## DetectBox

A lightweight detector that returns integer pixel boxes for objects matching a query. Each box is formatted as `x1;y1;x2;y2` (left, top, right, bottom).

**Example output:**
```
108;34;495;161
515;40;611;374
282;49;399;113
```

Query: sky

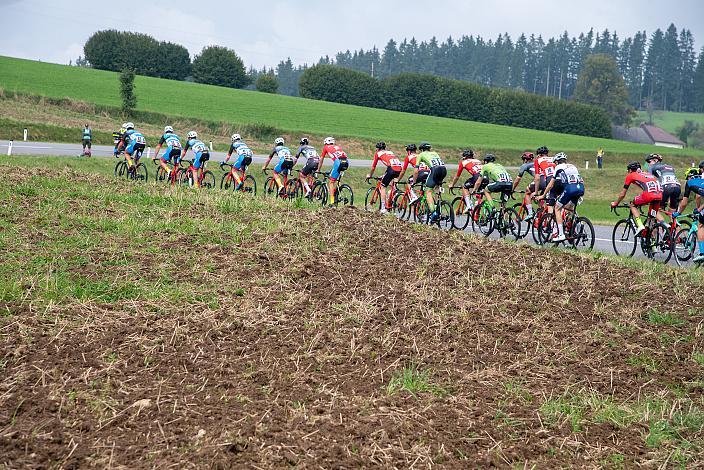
1;0;703;70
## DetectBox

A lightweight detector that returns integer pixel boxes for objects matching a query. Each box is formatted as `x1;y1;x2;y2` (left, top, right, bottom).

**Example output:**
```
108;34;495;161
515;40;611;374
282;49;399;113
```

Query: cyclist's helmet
231;133;241;143
274;137;284;146
645;153;662;163
483;154;496;163
521;151;534;161
300;137;309;145
699;160;704;169
419;142;432;151
685;167;700;180
462;149;474;158
627;161;641;172
124;122;135;130
324;136;335;145
553;152;567;163
375;141;386;150
536;146;548;155
405;143;417;152
164;126;174;134
187;130;198;140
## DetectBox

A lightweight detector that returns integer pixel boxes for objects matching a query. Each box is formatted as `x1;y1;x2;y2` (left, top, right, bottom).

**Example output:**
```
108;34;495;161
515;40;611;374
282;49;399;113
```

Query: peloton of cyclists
448;149;483;214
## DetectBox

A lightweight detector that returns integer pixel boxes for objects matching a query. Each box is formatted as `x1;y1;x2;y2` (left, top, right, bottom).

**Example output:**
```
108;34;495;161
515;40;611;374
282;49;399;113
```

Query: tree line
299;65;612;138
316;24;704;113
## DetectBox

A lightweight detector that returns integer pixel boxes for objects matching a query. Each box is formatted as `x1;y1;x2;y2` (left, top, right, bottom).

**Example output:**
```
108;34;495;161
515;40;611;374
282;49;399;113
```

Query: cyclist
398;143;429;203
472;154;513;208
153;126;182;181
367;141;403;213
224;133;254;190
448;149;483;214
318;136;349;205
118;122;146;170
81;124;92;156
673;165;704;263
610;161;663;234
413;142;447;222
645;153;680;228
262;137;295;195
294;137;320;197
112;125;125;157
538;152;584;242
512;151;536;220
181;131;210;188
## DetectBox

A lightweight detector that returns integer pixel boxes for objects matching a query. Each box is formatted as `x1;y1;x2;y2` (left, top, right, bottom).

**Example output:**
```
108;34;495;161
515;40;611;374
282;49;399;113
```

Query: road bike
179;159;216;189
153;158;189;186
365;176;397;212
263;168;296;199
220;162;257;195
536;205;595;250
672;214;699;267
114;153;148;182
470;190;521;239
449;186;482;230
320;170;354;207
611;205;669;262
412;181;453;229
511;190;543;240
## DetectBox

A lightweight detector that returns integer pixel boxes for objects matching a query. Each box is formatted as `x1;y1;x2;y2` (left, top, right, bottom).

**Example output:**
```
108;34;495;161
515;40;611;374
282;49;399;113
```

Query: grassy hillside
636;110;704;134
1;156;702;467
1;56;703;158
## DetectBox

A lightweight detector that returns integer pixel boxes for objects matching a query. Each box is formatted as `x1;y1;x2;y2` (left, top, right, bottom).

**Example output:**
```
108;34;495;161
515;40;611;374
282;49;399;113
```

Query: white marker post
209;141;214;151
585;160;589;170
23;128;28;141
146;147;151;159
7;140;13;156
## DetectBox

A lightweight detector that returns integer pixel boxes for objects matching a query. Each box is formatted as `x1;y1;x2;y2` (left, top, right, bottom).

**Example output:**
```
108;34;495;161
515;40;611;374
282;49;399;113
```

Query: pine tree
678;29;696;111
693;47;704;112
643;29;665;110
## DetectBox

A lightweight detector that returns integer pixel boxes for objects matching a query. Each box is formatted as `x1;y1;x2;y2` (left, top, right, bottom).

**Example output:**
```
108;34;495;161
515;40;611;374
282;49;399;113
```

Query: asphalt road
2;140;695;266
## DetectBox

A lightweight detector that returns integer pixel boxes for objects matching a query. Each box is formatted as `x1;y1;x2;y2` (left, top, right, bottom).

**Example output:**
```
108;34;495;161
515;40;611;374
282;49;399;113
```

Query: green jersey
416;151;445;169
481;162;512;183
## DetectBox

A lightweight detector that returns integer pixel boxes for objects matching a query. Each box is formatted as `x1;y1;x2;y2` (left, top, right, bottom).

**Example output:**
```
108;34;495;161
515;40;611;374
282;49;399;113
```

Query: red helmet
521;151;534;161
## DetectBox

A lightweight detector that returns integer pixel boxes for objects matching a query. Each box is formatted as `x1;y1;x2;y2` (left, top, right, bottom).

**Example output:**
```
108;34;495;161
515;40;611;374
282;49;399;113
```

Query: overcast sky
2;0;703;70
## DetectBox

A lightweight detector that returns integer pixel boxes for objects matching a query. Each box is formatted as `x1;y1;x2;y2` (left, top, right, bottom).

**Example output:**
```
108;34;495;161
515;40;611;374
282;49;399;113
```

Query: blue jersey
683;177;704;198
185;139;209;157
159;133;182;149
228;141;253;158
122;129;146;147
270;145;294;162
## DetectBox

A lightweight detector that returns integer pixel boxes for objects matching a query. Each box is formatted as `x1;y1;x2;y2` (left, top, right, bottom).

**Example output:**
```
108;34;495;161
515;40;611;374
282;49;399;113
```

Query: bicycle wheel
471;204;494;236
114;160;127;179
365;187;382;212
536;211;555;245
414;199;431;224
241;175;257;196
155;166;169;183
199;170;215;189
612;219;637;257
570;216;595;251
504;208;522;240
512;203;531;239
530;209;546;244
451;196;471;231
394;193;410;220
435;200;454;230
311;182;328;205
263;177;278;197
281;179;297;200
221;172;236;190
674;227;696;266
132;162;148;182
643;223;671;263
336;184;354;206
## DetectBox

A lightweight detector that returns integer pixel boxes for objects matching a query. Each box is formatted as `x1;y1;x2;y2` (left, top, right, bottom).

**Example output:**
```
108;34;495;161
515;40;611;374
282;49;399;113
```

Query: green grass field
636;110;704;135
2;55;703;159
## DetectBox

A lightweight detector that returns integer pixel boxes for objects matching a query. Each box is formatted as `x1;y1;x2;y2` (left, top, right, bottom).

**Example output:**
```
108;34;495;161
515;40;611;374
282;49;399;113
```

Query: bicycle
392;181;419;221
322;170;354;207
510;190;541;240
449;186;480;230
470;190;521;239
611;205;669;262
179;159;216;189
412;181;453;229
220;162;257;195
672;214;698;266
536;205;595;251
114;153;148;182
263;168;296;199
153;158;188;186
365;176;397;212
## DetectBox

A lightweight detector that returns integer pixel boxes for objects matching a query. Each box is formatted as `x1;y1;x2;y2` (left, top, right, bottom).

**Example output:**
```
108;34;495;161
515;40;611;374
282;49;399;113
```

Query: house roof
640;124;685;146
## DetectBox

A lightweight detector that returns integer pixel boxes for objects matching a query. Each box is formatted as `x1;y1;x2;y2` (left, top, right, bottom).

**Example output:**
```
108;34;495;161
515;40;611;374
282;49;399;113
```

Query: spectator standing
82;124;92;156
596;147;604;169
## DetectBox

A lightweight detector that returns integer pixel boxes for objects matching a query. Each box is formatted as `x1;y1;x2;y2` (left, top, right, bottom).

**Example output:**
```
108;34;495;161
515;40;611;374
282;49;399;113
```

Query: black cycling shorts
381;167;400;187
463;173;480;190
425;166;447;189
661;184;681;210
301;159;318;176
487;181;513;196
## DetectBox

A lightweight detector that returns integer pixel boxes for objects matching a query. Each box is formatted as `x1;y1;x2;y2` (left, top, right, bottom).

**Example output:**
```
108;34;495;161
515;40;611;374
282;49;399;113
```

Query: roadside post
23;128;28;141
146;147;151;159
585;160;589;170
7;140;13;156
209;141;214;151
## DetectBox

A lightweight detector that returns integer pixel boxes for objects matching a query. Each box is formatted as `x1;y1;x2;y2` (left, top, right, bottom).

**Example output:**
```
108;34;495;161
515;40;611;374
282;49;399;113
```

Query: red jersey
402;152;429;172
321;144;347;161
371;150;402;171
534;155;556;178
624;170;663;195
455;158;483;178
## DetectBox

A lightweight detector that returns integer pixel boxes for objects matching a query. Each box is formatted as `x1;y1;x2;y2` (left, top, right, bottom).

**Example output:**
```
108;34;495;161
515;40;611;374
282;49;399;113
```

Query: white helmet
164;126;174;133
274;137;284;146
187;131;198;140
324;136;335;145
231;133;241;143
553;152;567;163
124;122;134;130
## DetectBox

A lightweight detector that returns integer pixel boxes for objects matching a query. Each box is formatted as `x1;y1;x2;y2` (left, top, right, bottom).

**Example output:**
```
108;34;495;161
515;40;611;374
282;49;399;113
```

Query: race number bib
331;150;346;159
497;172;511;183
389;158;402;167
305;149;319;159
167;138;181;149
567;174;579;184
544;166;555;177
646;181;662;193
238;147;253;157
662;174;677;185
430;158;444;167
193;142;208;153
132;134;146;145
279;149;294;160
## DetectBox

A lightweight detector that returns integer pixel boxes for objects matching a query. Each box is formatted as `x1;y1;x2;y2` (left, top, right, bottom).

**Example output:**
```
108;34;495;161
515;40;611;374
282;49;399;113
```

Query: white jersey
555;163;583;185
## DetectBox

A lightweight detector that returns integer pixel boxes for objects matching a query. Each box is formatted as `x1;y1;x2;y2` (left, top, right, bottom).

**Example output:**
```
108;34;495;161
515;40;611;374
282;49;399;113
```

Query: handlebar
263;168;272;175
449;186;463;195
220;162;233;172
610;204;630;217
366;176;382;184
